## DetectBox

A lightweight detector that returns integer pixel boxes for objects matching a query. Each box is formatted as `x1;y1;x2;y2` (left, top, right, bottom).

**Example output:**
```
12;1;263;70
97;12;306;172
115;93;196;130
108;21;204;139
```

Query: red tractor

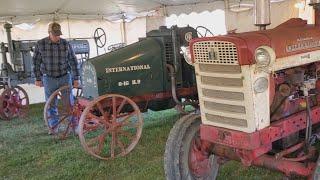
164;1;320;179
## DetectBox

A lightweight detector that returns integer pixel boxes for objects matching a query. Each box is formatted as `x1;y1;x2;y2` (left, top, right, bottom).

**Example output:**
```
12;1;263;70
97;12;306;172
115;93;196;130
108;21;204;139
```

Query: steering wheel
195;26;214;37
93;28;106;48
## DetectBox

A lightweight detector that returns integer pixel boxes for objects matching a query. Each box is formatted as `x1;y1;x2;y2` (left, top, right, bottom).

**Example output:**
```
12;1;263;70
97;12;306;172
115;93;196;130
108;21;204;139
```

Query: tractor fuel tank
81;38;164;99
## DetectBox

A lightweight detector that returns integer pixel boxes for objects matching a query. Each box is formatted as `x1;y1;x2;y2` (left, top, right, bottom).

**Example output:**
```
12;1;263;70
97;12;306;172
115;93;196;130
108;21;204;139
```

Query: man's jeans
43;73;74;128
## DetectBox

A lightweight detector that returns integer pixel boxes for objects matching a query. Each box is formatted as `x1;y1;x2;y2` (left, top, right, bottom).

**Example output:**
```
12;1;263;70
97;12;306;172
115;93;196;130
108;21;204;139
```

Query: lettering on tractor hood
105;64;151;73
286;37;320;53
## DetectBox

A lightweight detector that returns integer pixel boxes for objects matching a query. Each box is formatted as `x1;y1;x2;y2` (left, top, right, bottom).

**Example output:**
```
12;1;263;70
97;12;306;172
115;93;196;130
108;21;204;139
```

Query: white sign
118;79;141;87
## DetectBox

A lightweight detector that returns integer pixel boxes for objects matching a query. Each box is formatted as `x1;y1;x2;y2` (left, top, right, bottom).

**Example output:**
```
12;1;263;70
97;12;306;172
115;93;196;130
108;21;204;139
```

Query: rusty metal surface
78;94;143;160
43;85;83;139
209;143;315;177
0;86;29;120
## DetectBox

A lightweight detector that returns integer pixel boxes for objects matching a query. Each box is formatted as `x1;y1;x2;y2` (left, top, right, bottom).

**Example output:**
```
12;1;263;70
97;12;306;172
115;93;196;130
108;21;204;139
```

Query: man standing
33;22;80;134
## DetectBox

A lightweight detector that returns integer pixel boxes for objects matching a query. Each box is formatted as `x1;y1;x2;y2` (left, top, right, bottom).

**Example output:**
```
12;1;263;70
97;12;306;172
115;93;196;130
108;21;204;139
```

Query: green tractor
43;25;213;160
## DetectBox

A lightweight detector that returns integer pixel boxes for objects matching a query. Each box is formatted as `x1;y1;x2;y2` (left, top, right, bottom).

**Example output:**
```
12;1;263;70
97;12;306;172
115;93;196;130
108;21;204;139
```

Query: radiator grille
193;41;238;65
194;40;252;132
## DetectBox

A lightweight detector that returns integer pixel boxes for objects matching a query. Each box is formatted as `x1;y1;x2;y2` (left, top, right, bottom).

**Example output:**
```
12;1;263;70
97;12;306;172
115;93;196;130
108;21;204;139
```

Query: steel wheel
164;114;219;180
79;94;143;160
43;85;82;139
0;86;29;120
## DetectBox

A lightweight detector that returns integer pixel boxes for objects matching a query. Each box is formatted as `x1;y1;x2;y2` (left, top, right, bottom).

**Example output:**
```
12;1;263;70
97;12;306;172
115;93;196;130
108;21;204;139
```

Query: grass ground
0;104;289;180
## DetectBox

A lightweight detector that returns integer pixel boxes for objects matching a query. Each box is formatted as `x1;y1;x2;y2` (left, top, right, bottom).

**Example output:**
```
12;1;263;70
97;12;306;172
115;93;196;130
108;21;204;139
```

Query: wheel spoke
112;97;117;122
96;102;109;122
116;99;127;114
94;133;106;155
116;138;126;155
119;112;137;128
111;132;116;158
60;122;72;139
87;111;110;126
87;132;108;155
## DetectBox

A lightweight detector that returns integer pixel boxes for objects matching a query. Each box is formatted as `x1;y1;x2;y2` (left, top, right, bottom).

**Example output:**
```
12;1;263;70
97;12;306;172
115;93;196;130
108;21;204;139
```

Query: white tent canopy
0;0;224;23
0;0;293;24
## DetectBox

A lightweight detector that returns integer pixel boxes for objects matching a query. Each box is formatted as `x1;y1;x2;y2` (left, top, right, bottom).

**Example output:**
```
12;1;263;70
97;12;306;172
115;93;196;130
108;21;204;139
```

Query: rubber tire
164;113;219;180
164;113;197;180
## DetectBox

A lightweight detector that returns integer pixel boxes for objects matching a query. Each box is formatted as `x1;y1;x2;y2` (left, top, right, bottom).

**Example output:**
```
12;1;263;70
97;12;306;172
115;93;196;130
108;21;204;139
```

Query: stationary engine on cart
0;23;90;120
42;25;214;160
164;0;320;179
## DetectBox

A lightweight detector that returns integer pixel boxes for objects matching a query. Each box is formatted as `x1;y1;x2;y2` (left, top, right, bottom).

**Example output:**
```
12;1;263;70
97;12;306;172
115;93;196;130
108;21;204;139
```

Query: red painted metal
200;106;320;163
275;142;305;159
0;86;29;120
315;8;320;26
252;155;315;177
190;18;320;65
78;87;197;108
210;143;315;177
188;133;213;177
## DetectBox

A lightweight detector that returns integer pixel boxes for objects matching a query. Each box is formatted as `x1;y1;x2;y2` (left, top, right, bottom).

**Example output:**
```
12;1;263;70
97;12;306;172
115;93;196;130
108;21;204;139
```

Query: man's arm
32;43;43;86
67;43;80;81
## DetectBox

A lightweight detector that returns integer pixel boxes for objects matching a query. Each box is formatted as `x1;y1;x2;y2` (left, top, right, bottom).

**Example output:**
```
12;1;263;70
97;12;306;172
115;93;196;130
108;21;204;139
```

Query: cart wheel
79;94;143;160
164;113;220;180
0;86;29;120
43;85;82;139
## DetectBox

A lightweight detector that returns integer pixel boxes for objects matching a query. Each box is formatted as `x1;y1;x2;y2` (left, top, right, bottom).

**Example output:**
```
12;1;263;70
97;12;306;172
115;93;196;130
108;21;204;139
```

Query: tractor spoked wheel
43;85;83;139
0;86;29;120
164;113;220;180
78;94;143;160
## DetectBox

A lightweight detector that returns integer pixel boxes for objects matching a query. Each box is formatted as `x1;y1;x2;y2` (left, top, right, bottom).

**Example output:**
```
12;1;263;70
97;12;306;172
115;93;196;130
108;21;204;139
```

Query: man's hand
73;80;80;88
35;80;43;87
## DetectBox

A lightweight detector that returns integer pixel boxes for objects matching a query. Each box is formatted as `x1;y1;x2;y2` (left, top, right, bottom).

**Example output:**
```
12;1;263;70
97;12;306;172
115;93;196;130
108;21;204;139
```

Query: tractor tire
164;113;196;180
164;113;220;180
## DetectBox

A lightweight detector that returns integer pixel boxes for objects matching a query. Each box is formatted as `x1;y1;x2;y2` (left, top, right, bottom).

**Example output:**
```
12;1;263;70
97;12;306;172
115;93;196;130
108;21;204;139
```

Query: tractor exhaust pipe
254;0;271;30
310;0;320;26
3;23;14;62
166;64;183;106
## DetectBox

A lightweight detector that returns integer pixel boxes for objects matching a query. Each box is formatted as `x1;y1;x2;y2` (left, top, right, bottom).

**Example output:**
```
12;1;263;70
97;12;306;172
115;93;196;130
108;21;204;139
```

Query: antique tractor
164;0;320;179
0;23;91;120
43;25;213;160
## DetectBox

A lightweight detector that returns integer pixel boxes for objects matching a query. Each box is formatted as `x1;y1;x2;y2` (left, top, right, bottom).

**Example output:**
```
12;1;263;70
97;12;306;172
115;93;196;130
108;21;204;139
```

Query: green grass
0;104;290;179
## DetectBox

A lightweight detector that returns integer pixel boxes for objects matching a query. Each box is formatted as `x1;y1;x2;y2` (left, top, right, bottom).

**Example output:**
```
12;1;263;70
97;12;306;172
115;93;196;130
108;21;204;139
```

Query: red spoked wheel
0;86;29;120
78;94;143;160
43;85;83;139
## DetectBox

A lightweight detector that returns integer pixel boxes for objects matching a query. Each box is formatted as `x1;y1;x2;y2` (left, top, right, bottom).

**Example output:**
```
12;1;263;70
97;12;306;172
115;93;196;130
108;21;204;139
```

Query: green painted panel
86;38;164;97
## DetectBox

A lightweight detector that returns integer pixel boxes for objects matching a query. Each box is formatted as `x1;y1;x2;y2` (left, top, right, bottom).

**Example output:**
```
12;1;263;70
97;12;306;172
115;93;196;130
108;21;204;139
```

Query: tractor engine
271;65;318;122
81;25;198;112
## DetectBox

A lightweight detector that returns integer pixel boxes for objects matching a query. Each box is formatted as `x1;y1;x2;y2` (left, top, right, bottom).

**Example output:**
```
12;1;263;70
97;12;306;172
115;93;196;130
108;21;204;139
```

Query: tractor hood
191;18;320;65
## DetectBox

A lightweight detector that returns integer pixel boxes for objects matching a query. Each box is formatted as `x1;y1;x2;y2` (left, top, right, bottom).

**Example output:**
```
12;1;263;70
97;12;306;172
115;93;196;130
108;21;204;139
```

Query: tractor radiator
193;41;257;133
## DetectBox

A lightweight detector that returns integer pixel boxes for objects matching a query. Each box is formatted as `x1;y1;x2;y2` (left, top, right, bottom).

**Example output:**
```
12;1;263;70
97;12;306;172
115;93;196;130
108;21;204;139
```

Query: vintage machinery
164;0;320;179
43;25;213;159
0;23;91;120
